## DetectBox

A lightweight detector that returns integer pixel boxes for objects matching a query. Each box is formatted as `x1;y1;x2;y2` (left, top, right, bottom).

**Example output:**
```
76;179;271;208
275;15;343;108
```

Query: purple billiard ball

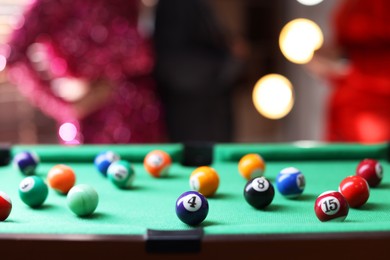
13;151;39;176
175;191;209;226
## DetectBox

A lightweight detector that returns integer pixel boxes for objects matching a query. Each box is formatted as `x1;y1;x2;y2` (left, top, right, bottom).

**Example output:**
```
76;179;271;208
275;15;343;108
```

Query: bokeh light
296;0;323;6
279;18;323;64
252;74;294;120
0;55;6;71
59;122;78;143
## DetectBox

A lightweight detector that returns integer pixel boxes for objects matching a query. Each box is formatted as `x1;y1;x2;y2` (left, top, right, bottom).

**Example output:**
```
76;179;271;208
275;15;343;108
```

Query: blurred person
153;0;247;143
2;0;167;144
308;0;390;143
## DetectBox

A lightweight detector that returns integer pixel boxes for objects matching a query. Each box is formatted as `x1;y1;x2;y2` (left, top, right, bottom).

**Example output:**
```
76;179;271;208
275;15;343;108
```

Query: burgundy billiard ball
339;175;370;208
244;177;275;209
314;191;349;222
0;191;12;221
356;159;383;187
176;191;209;226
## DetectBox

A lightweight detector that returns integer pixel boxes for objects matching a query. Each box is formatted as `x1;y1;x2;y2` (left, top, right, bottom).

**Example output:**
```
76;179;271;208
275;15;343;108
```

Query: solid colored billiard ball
13;151;39;176
0;191;12;221
107;160;135;189
47;164;76;194
238;153;265;180
314;191;349;222
67;184;99;217
19;176;49;208
189;166;219;197
276;167;305;199
144;150;172;178
339;175;369;208
356;159;383;187
176;190;209;226
243;177;275;209
94;150;120;177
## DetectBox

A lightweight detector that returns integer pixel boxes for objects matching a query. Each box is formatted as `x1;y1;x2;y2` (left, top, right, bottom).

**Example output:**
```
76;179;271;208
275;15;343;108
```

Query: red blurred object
326;0;390;143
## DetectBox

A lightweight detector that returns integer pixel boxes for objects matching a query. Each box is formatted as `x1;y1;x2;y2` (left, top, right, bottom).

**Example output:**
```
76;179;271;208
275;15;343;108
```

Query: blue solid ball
176;191;209;226
276;167;305;199
94;151;120;176
13;151;39;176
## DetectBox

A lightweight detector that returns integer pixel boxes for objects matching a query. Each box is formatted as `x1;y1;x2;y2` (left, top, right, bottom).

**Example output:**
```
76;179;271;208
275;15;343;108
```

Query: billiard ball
0;191;12;221
276;167;305;199
189;166;219;197
175;190;209;226
238;153;265;180
13;151;39;176
356;159;383;187
243;177;275;209
47;164;76;194
314;191;349;222
144;150;172;178
339;175;369;208
107;160;135;189
18;176;49;208
67;184;99;217
94;150;120;177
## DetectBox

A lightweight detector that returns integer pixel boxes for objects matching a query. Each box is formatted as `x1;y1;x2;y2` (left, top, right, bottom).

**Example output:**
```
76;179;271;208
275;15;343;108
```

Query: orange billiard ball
189;166;220;197
238;153;266;180
47;164;76;194
144;150;172;178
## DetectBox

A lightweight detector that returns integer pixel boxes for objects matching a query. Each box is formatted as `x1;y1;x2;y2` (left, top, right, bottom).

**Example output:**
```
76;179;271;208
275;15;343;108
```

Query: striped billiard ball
107;160;135;189
276;167;305;199
314;191;349;222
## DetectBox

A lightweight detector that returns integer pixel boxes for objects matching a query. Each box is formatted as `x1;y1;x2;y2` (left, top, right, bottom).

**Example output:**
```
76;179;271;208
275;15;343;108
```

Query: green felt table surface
0;142;389;237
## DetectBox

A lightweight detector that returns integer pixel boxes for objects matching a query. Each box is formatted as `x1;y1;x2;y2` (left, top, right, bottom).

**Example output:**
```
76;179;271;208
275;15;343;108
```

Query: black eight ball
244;177;275;209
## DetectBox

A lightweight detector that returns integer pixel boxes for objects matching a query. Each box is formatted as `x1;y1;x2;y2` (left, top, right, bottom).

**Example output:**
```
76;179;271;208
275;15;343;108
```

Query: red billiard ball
339;175;370;208
144;150;172;178
0;191;12;221
314;191;349;222
356;159;383;187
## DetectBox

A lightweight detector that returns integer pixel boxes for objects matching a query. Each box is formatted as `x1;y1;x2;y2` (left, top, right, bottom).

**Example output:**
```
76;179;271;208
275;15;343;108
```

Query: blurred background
0;0;337;144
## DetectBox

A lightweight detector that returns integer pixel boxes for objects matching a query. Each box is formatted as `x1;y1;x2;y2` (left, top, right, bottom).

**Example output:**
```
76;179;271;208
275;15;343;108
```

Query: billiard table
0;142;389;259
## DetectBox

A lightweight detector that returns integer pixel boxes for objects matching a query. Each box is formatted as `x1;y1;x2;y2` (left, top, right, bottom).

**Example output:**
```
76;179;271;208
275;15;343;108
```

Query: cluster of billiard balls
0;151;99;221
177;153;306;226
94;149;173;189
238;153;306;209
95;149;218;226
314;158;383;222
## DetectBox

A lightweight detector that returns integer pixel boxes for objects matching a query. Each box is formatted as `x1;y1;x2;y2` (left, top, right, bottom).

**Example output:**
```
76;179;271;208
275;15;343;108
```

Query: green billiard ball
18;176;49;208
67;184;99;217
107;160;135;189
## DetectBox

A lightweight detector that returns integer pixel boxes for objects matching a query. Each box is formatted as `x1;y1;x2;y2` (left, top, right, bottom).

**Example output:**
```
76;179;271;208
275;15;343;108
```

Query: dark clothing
153;0;243;143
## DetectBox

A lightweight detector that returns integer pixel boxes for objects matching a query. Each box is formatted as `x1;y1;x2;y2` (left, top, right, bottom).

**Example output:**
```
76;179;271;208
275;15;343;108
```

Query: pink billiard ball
0;191;12;221
356;159;383;187
339;175;370;208
314;191;349;222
